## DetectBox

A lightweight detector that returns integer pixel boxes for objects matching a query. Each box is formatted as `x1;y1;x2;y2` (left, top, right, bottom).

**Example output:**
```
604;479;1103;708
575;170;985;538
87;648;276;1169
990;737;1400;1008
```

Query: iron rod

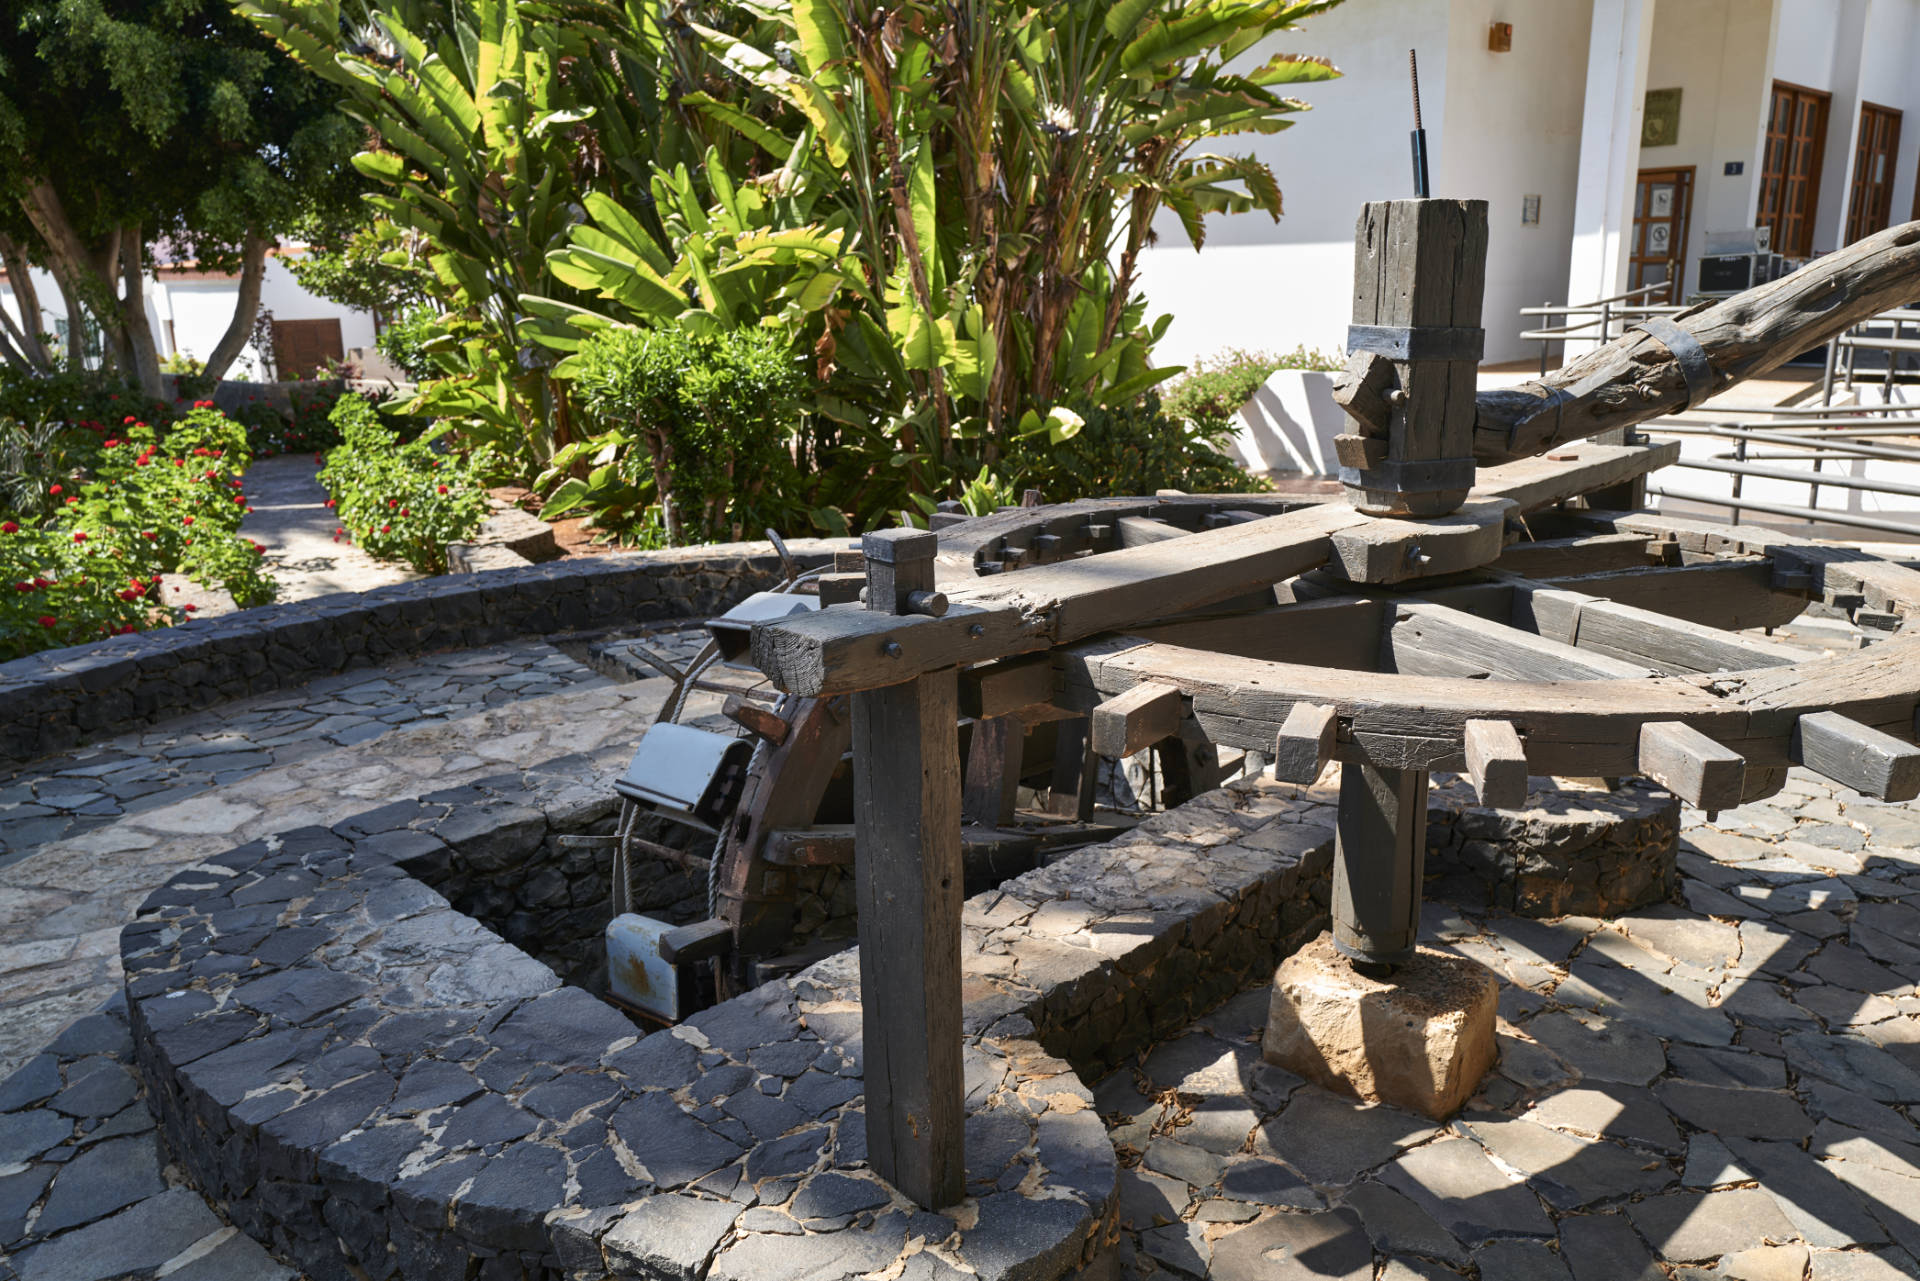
1648;484;1920;537
1673;456;1920;500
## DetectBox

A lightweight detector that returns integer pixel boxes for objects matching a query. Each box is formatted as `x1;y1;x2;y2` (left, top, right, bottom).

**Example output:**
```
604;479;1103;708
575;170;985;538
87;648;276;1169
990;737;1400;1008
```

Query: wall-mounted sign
1521;194;1542;225
1643;88;1682;147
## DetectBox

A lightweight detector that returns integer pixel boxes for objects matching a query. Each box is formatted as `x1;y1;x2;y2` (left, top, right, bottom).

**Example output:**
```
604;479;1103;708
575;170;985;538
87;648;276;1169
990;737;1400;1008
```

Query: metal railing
1519;283;1683;376
1639;414;1920;537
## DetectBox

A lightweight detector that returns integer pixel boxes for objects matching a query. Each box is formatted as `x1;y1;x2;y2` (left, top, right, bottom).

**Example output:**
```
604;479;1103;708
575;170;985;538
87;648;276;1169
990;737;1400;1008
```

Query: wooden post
851;528;964;1209
1336;199;1489;519
1330;762;1428;968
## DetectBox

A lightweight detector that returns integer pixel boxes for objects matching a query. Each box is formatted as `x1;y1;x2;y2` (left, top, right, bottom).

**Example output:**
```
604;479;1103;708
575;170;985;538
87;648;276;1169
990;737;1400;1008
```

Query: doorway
1630;167;1694;304
1846;102;1903;244
1758;81;1830;257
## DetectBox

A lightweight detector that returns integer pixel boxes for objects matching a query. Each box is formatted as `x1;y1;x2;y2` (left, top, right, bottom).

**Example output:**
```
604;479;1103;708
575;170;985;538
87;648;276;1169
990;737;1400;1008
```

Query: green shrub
319;394;487;573
0;367;177;439
0;403;277;659
1001;392;1264;500
375;306;446;383
1161;345;1345;441
551;326;806;546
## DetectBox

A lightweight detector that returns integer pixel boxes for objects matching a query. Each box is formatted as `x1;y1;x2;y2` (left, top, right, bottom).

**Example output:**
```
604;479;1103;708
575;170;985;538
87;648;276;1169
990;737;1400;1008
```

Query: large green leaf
790;0;849;87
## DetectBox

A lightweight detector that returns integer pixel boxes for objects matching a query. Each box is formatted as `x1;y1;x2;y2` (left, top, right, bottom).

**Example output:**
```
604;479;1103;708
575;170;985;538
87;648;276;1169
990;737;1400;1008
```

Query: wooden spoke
1273;702;1338;784
1463;719;1529;808
959;653;1055;720
1790;711;1920;802
1118;516;1189;547
1638;721;1747;810
1090;681;1183;759
1512;585;1804;675
1385;601;1654;681
962;715;1024;826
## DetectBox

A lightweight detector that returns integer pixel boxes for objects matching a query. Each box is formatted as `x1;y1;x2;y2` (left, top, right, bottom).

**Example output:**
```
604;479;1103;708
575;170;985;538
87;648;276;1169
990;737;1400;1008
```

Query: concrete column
1565;0;1656;349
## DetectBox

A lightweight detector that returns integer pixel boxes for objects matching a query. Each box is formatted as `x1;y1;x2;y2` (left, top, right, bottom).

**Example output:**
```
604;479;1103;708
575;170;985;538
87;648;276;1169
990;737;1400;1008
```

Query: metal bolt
884;641;904;658
969;623;985;638
1405;543;1432;567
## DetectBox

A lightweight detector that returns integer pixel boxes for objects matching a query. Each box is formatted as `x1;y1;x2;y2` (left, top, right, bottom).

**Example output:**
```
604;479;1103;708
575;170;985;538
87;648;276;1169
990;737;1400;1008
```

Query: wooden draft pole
1329;196;1490;968
848;528;964;1208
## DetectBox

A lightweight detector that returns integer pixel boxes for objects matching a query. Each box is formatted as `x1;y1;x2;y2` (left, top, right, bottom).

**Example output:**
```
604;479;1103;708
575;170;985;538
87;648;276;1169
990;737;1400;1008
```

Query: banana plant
692;0;1344;461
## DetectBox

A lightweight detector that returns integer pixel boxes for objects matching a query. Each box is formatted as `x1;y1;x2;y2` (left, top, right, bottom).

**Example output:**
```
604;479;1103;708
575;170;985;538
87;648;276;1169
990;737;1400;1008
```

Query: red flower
388;499;398;508
183;604;197;613
0;522;16;534
37;615;55;628
399;508;409;517
103;439;119;449
436;485;448;494
141;531;155;540
72;532;87;543
48;484;60;495
64;498;77;506
182;516;194;526
33;578;49;588
172;458;185;468
235;496;246;506
380;523;391;534
324;498;336;508
14;582;32;592
123;415;136;424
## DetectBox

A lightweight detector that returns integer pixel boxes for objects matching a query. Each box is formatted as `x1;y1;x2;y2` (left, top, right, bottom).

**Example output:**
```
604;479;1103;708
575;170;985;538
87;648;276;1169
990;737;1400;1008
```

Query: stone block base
1262;933;1497;1120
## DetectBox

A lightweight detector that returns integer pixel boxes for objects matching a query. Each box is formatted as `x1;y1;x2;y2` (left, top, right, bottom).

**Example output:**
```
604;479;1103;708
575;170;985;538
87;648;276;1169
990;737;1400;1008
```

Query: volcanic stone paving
1097;772;1920;1281
3;615;1920;1279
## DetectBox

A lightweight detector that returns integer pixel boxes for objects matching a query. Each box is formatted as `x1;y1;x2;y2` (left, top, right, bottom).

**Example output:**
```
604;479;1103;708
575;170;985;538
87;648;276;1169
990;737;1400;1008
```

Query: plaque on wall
1643;88;1682;147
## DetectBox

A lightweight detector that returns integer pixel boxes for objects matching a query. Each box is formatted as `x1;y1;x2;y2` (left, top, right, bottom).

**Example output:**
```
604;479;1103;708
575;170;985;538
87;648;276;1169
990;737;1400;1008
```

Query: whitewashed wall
1643;0;1777;297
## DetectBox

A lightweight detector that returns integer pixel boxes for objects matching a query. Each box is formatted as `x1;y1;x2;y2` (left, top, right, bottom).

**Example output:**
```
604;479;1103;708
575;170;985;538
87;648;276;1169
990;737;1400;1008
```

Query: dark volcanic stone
261;1073;396;1153
722;1090;807;1144
393;1060;484;1116
0;1162;53;1247
459;1142;569;1251
7;1187;222;1281
605;1030;700;1083
49;1057;138;1119
790;1171;890;1222
32;1133;167;1235
603;1193;742;1281
494;987;635;1064
438;1093;538;1149
47;1012;133;1059
0;1108;71;1163
0;1055;62;1112
611;1091;745;1188
231;969;370;1025
523;1074;623;1121
151;1010;260;1066
744;1126;828;1184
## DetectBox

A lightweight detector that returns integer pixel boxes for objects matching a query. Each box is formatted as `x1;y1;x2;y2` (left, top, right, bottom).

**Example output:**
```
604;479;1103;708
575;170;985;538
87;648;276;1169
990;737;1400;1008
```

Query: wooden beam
1127;596;1390;668
1385;601;1656;681
1118;515;1190;547
1463;718;1529;809
1273;702;1338;784
1044;719;1099;820
1601;510;1920;616
1494;532;1657;577
1474;220;1920;463
1512;586;1805;675
1790;711;1920;802
1157;735;1225;806
959;654;1055;720
1327;498;1512;584
723;693;790;745
1470;440;1682;513
1638;721;1747;810
1538;559;1807;633
962;715;1024;825
851;670;964;1209
1090;681;1183;758
1331;763;1428;966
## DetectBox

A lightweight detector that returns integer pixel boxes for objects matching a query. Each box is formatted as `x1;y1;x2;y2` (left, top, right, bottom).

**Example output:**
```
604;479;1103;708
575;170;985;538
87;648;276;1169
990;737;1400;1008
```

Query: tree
0;0;366;393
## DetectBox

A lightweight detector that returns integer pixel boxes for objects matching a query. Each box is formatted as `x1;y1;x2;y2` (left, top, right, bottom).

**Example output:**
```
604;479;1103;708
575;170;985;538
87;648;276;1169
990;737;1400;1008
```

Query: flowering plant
318;393;485;573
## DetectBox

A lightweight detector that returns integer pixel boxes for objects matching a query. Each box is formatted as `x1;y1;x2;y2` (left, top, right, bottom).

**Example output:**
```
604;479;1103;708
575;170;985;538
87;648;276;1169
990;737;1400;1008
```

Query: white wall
0;249;374;382
1439;0;1595;361
1643;0;1778;296
1134;0;1455;366
1855;0;1920;236
1565;0;1657;322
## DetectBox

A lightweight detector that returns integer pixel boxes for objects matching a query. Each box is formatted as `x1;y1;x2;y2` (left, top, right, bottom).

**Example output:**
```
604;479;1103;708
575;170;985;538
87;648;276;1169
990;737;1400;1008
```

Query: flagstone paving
4;618;1920;1277
1097;771;1920;1280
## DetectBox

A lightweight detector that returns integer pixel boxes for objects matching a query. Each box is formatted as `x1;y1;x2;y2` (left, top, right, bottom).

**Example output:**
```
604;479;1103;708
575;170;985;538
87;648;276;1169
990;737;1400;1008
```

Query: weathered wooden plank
1045;719;1098;820
752;502;1370;696
1494;532;1656;578
1273;702;1338;784
1512;586;1804;675
851;670;964;1209
1331;762;1428;965
959;654;1055;720
1538;559;1807;633
1327;498;1512;584
1158;734;1225;806
1090;681;1183;759
1053;636;1746;776
764;826;857;866
1125;596;1390;668
1464;718;1529;808
1471;440;1682;514
1638;720;1746;810
1790;710;1920;802
723;692;790;745
962;715;1023;825
1474;220;1920;463
1386;601;1655;681
1118;515;1190;547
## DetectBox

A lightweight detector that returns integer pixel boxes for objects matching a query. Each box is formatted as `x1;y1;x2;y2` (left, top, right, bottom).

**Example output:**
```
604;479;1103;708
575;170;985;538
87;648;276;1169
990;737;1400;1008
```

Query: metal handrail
1648;484;1920;538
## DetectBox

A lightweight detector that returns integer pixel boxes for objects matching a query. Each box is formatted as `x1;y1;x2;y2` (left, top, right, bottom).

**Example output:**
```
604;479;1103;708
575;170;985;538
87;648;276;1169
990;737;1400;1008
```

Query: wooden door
1629;167;1694;304
1757;81;1830;257
1846;102;1903;244
271;318;344;380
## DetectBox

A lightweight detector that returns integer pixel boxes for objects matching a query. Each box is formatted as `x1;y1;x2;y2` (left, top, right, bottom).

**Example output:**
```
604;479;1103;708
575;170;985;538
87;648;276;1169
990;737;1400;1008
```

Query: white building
0;247;376;382
1138;0;1920;366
